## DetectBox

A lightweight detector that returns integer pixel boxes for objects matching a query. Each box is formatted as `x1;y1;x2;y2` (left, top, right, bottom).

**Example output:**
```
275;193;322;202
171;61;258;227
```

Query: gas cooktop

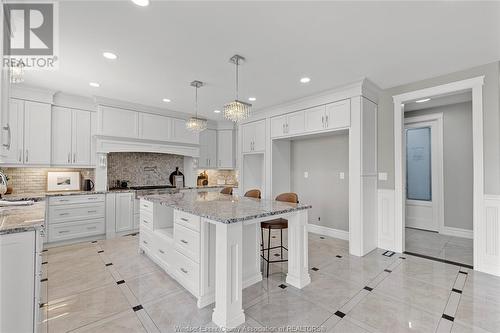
129;185;176;190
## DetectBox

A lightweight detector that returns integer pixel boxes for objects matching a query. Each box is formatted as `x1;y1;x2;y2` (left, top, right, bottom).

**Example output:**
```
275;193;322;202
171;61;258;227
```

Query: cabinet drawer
49;194;104;206
48;218;104;242
140;199;153;214
139;212;153;230
174;223;200;263
139;229;153;251
49;203;105;223
174;251;199;294
152;235;173;268
174;210;200;232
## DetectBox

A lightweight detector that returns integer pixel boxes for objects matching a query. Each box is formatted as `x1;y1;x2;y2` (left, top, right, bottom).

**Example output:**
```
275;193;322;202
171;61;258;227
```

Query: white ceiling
23;1;500;120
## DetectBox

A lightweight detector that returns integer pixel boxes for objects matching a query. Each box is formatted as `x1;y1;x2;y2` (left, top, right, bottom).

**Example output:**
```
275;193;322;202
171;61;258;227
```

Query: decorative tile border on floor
435;268;469;333
403;251;474;269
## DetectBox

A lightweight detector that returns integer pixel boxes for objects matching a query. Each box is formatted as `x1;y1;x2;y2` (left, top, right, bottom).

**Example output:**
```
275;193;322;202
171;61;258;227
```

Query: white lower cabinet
0;229;43;333
47;194;105;243
106;192;138;237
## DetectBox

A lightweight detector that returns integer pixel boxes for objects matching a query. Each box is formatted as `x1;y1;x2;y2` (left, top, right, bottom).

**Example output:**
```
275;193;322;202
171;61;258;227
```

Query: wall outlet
378;172;388;181
339;172;345;179
304;171;309;178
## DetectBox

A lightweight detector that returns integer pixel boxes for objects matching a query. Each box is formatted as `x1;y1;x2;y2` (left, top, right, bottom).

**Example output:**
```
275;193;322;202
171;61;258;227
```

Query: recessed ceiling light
214;110;221;113
162;98;171;103
248;97;256;102
300;77;311;83
102;52;117;60
89;82;100;87
415;98;431;103
131;0;149;6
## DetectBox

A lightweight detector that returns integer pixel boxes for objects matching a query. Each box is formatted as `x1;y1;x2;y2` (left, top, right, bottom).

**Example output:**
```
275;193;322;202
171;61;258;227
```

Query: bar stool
244;189;261;199
260;192;299;277
220;187;233;195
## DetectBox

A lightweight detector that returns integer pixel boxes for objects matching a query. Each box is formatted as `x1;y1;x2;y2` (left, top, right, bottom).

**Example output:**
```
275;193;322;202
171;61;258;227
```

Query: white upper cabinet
304;105;326;132
170;118;199;145
23;101;51;165
139;113;171;142
241;120;265;153
217;130;235;169
52;107;92;166
3;98;25;164
270;111;305;138
199;129;217;168
325;99;350;129
99;106;139;138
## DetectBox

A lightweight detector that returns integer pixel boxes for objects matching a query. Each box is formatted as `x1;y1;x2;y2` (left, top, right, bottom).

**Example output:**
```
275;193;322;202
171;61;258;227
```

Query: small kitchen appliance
169;167;185;188
83;179;94;191
197;171;209;186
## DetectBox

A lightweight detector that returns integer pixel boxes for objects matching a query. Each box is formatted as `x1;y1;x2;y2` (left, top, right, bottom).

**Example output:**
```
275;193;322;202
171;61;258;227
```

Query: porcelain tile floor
42;232;500;333
405;227;473;267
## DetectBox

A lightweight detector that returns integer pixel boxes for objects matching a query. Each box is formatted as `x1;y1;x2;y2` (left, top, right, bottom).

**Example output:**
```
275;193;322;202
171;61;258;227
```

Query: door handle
2;124;11;150
180;239;188;244
25;149;28;163
18;150;22;162
68;152;71;163
325;115;329;127
180;268;188;274
73;153;76;163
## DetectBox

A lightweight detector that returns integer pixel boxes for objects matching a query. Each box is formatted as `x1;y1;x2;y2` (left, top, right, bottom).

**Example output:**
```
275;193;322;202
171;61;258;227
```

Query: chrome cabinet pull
142;240;148;245
325;115;329;127
180;218;188;222
180;268;188;274
25;149;28;162
158;249;165;254
58;230;70;234
18;150;22;162
73;153;76;163
68;152;71;163
322;116;325;127
180;239;188;244
59;212;69;216
87;210;97;213
87;226;97;230
2;124;11;150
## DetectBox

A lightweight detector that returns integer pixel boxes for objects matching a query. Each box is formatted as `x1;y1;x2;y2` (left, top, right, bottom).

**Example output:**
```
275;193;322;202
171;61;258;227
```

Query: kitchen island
139;191;311;328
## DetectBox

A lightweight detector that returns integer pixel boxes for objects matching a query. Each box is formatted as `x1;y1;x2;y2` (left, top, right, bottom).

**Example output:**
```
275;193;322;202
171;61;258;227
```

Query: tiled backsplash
2;168;95;195
196;169;238;186
107;152;184;188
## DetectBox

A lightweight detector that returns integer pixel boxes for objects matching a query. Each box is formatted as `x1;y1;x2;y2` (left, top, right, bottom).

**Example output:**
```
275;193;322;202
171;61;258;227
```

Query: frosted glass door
406;127;431;201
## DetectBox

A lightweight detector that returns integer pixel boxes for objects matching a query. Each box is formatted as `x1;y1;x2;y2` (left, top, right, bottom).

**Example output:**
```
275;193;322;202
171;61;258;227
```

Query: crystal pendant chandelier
186;80;208;132
224;54;251;122
10;61;25;84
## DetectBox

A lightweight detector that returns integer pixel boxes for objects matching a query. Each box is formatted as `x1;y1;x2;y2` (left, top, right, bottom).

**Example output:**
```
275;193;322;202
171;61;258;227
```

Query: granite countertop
142;191;311;224
0;201;45;234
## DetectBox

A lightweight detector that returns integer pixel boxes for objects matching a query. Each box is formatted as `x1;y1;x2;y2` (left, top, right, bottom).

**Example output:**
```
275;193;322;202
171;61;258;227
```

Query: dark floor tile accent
105;263;113;266
404;251;474;269
116;280;125;285
399;256;406;259
363;286;373;292
336;255;342;258
40;278;48;282
278;284;287;289
382;251;395;257
42;261;48;265
320;236;325;239
384;269;392;273
311;267;319;271
452;288;463;294
132;305;143;312
97;250;104;253
442;314;454;322
459;271;468;275
334;311;346;318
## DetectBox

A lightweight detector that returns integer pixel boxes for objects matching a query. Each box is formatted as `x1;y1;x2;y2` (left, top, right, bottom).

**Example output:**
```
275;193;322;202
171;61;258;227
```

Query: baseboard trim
308;224;349;240
441;226;473;239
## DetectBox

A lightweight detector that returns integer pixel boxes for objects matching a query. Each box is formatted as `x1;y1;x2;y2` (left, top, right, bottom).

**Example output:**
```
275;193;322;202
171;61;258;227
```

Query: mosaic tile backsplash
107;152;184;188
2;168;95;195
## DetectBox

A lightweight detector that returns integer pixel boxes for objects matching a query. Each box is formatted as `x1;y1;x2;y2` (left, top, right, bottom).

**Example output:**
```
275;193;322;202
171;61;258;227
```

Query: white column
242;223;263;288
212;222;245;328
285;209;311;288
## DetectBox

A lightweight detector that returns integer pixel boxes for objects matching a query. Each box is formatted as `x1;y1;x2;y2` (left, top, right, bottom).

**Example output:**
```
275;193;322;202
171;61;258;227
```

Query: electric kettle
83;179;94;191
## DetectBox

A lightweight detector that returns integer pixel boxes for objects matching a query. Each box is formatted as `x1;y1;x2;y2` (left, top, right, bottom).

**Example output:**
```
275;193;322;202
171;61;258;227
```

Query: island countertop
141;191;311;224
0;202;45;234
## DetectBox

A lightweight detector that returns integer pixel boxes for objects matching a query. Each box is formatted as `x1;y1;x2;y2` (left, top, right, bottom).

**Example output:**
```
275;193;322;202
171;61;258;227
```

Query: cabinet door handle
286;123;289;133
142;240;148;245
219;159;221;166
58;230;70;234
68;152;71;163
73;153;76;163
180;218;189;222
2;124;11;150
180;268;188;274
87;226;97;230
158;249;165;254
322;116;325;127
18;150;22;162
59;212;69;216
25;149;28;163
325;115;329;127
180;239;188;244
142;219;149;224
87;210;97;213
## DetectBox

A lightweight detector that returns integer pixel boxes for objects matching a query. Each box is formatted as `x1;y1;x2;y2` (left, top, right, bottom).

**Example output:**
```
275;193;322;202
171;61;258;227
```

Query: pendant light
186;80;208;132
223;54;251;122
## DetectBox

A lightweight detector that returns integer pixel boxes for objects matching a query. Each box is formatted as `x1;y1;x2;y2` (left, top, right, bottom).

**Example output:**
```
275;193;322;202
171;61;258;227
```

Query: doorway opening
403;93;473;267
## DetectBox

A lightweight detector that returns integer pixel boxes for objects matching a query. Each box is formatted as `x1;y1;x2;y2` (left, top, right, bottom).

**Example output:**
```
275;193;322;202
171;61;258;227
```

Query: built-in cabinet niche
242;153;265;196
199;129;235;169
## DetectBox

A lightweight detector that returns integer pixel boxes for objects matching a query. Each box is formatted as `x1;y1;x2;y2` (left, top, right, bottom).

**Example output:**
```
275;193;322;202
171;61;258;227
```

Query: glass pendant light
186;80;208;132
224;54;251;122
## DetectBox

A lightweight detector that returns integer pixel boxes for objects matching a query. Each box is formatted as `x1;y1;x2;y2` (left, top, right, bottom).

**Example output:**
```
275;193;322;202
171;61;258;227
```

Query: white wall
405;101;473;231
378;61;500;195
290;132;349;231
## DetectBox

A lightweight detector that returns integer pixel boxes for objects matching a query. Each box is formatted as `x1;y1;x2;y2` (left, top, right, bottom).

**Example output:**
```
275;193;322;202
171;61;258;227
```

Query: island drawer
173;250;199;294
174;210;200;232
139;211;153;231
47;218;104;242
49;203;105;224
139;228;153;252
49;194;105;206
174;223;200;263
152;235;173;268
140;199;154;214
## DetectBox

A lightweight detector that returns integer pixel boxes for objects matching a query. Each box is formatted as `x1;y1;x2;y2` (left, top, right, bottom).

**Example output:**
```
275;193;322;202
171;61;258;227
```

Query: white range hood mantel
95;135;200;158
